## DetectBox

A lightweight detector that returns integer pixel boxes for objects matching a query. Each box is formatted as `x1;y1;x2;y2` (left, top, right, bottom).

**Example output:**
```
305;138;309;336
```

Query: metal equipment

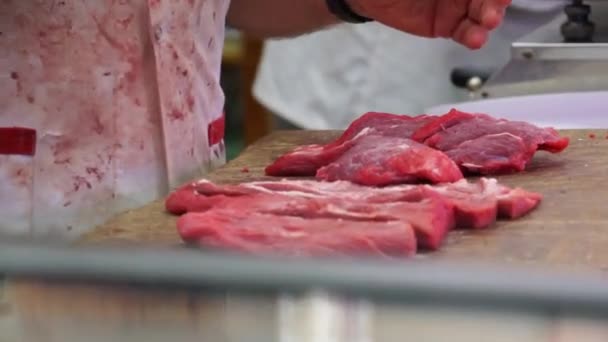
431;1;608;129
454;0;608;99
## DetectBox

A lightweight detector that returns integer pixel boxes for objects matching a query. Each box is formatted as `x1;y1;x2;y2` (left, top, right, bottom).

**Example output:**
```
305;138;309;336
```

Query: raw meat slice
424;178;542;226
167;177;541;239
265;112;436;179
410;109;477;142
178;210;417;257
170;186;454;249
247;191;452;249
167;178;542;227
246;178;542;223
264;130;362;177
410;109;570;174
167;177;541;255
423;180;499;229
266;109;569;181
315;134;463;186
165;181;257;215
331;112;434;146
410;108;570;153
443;133;531;174
493;182;543;219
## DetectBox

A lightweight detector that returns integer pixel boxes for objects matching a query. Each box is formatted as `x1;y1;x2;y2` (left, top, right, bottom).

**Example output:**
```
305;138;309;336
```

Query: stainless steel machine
430;0;608;129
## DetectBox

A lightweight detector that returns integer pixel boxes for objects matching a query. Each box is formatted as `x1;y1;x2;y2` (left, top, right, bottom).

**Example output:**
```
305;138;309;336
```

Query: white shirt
253;1;566;130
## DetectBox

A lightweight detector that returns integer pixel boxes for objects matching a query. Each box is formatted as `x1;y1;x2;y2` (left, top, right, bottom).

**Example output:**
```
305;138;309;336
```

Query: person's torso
253;2;564;130
0;0;230;239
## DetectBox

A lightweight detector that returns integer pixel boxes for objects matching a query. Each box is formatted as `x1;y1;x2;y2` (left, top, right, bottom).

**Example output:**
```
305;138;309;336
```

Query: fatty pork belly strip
178;210;417;257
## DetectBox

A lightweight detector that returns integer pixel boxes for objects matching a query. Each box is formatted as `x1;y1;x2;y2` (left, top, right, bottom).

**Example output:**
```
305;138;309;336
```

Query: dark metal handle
450;67;493;90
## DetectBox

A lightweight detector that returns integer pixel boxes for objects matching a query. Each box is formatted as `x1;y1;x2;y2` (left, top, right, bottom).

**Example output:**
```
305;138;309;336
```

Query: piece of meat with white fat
178;210;417;257
330;112;434;146
427;178;542;224
315;134;463;186
266;109;569;181
167;178;542;226
165;181;257;214
265;113;436;180
166;177;542;255
243;178;542;223
410;109;570;174
170;186;454;250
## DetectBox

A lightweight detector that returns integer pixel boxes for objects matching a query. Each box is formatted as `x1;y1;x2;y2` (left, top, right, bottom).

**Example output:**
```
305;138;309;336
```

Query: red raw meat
165;181;256;214
331;112;433;146
169;182;454;249
315;134;463;186
443;133;531;174
265;112;435;178
410;109;476;142
236;191;452;249
266;109;569;181
264;139;356;177
178;210;417;257
410;109;570;174
245;178;542;223
166;177;542;254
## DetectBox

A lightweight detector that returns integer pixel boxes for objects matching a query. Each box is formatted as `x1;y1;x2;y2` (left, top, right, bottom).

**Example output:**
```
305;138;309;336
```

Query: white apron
0;0;230;239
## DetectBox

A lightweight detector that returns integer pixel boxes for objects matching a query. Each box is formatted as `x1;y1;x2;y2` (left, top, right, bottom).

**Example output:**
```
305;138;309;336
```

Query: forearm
227;0;341;38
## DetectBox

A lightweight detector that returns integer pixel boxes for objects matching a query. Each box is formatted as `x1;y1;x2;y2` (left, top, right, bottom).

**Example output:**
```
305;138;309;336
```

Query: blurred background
221;29;269;160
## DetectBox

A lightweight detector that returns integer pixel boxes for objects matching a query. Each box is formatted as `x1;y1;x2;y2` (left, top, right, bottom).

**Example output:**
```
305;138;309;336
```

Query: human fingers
451;17;489;49
433;0;468;38
469;0;510;30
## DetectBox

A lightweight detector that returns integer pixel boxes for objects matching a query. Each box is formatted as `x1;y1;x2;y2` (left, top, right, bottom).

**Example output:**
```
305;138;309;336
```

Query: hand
348;0;512;49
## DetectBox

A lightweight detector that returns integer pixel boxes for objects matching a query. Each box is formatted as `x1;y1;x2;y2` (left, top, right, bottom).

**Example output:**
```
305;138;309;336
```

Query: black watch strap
326;0;373;23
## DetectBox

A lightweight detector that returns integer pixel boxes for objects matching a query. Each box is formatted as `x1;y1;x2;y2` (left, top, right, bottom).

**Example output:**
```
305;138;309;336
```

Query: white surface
425;91;608;129
253;4;563;130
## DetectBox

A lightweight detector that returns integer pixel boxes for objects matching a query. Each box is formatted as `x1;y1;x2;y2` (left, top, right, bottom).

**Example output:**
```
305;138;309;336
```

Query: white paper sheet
425;91;608;129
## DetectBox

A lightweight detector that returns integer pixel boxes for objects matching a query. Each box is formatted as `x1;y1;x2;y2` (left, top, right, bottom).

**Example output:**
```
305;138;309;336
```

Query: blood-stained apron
0;0;229;239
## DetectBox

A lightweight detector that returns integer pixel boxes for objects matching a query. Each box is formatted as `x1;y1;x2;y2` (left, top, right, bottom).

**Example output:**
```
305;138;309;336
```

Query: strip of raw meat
171;186;453;249
165;181;257;215
425;178;542;226
178;210;417;257
492;181;544;219
166;177;541;232
245;178;542;223
315;134;463;186
167;178;541;255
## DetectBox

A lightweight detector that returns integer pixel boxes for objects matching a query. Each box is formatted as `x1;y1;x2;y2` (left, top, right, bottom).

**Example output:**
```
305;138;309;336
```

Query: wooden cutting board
82;130;608;272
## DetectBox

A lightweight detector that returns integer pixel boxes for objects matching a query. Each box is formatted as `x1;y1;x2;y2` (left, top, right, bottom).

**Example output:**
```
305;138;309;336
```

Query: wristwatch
326;0;373;23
